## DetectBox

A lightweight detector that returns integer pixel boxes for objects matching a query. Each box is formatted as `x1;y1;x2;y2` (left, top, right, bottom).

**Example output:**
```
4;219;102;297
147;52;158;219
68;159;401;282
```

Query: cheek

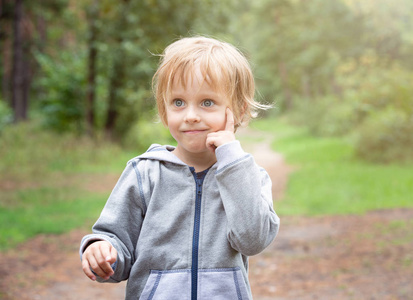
165;109;178;124
214;113;227;130
166;117;179;131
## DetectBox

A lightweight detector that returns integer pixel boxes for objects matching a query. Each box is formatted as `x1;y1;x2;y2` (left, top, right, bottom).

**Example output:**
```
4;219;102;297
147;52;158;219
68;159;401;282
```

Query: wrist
215;140;247;170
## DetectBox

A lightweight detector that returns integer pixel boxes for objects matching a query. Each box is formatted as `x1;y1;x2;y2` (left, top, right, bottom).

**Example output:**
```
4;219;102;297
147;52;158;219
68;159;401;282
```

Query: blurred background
1;0;412;299
1;0;413;160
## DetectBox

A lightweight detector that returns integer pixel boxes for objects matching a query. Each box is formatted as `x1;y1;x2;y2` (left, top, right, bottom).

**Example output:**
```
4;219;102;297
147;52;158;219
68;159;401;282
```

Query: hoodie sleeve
79;159;147;282
215;140;280;256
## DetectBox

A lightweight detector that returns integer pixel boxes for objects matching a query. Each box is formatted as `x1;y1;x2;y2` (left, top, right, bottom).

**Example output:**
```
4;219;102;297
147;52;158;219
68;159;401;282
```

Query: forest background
2;0;413;161
1;0;413;257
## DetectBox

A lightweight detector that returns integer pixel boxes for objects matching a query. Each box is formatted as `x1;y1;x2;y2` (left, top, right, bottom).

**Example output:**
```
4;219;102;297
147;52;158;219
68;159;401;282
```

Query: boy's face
166;69;231;156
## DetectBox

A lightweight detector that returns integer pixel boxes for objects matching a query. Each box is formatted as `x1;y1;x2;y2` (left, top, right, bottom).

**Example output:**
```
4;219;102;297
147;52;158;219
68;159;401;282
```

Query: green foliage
251;118;413;216
4;0;413;163
297;64;413;163
86;0;213;139
122;119;175;151
244;0;367;105
350;66;413;163
239;0;413;164
35;51;87;133
290;95;359;137
355;108;413;163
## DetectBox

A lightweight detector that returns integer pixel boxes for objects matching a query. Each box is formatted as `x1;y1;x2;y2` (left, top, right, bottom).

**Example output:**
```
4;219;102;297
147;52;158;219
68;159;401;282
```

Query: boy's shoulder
146;144;174;153
127;144;184;166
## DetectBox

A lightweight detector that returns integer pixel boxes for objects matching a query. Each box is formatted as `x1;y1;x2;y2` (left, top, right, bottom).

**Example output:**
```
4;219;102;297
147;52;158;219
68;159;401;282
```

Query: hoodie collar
138;144;187;166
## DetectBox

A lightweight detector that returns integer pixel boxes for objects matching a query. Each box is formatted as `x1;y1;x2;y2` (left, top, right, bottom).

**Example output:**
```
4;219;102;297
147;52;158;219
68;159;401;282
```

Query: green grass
0;189;106;250
0;123;143;251
251;118;413;216
0;122;135;178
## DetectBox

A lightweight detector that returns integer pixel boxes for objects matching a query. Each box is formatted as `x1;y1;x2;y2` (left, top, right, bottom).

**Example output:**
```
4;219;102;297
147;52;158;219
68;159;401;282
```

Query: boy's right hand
82;241;117;281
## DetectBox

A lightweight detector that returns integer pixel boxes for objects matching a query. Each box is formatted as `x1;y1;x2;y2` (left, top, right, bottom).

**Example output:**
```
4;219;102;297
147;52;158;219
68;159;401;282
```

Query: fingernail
106;256;111;261
91;276;96;281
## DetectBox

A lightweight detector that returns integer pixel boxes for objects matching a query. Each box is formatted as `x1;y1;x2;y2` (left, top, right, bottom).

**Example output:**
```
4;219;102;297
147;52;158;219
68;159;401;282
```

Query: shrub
290;65;413;164
351;67;413;163
34;51;87;133
122;119;175;151
355;108;413;163
291;95;360;137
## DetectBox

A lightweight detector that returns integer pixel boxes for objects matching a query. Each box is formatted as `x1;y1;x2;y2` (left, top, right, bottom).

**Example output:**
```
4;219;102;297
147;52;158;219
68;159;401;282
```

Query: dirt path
1;130;412;299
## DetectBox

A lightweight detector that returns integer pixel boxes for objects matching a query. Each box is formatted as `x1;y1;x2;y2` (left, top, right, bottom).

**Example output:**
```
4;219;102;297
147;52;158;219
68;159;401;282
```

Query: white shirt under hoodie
80;141;280;300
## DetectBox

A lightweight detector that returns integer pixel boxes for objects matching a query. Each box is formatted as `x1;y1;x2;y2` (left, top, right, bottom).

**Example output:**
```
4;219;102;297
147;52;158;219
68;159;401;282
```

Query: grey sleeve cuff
215;140;248;171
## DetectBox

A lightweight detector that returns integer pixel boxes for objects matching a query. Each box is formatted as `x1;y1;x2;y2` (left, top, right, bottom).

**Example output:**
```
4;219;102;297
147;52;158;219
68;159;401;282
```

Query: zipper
190;167;208;300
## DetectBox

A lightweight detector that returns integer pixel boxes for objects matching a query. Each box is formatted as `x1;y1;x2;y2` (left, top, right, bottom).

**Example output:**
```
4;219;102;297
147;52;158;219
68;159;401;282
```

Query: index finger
99;243;116;275
225;108;235;132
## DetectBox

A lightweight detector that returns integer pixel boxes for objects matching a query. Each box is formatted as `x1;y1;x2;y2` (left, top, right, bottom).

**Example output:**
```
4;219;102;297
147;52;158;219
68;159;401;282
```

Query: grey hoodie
80;141;280;299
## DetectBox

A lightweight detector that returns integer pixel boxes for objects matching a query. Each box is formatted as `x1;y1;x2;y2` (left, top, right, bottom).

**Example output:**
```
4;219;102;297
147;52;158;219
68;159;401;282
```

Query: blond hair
152;36;268;128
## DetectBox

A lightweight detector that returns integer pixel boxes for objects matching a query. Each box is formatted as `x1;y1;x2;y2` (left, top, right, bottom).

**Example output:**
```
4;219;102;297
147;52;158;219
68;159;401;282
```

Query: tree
93;0;205;140
2;0;256;137
11;0;27;122
85;0;99;136
1;0;68;122
0;0;13;106
243;0;367;109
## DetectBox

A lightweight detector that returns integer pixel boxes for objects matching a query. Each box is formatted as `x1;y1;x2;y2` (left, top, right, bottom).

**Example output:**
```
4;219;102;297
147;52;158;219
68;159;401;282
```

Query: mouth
182;129;208;134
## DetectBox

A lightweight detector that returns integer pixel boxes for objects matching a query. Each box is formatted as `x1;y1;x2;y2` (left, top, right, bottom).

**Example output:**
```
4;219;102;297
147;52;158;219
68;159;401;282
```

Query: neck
172;147;216;172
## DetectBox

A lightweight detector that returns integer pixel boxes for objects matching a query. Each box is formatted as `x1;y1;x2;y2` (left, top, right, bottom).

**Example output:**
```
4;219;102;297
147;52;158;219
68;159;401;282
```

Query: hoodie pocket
198;268;249;299
140;269;191;300
140;268;249;300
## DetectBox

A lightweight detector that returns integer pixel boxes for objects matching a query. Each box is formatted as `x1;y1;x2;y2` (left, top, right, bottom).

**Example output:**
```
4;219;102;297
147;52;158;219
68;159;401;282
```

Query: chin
183;144;209;154
189;146;209;154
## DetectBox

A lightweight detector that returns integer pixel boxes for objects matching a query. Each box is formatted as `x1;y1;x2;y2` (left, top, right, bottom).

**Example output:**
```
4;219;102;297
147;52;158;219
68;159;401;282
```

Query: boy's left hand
206;108;236;152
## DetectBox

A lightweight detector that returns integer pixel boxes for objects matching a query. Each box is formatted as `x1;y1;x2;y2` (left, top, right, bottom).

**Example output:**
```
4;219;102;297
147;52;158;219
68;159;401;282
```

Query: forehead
173;66;210;88
169;63;226;97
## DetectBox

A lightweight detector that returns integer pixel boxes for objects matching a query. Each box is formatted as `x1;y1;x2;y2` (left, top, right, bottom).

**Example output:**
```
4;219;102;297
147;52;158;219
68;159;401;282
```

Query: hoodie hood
136;144;187;166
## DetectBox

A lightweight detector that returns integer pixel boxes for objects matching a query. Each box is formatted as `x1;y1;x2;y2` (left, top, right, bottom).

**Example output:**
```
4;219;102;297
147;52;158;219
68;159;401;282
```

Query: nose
184;106;200;123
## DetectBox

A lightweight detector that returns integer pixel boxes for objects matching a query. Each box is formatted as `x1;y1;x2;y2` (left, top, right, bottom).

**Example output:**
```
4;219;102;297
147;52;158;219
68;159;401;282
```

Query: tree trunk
85;0;99;136
278;62;293;110
1;23;12;103
104;0;130;140
11;0;27;122
105;54;125;140
1;0;13;104
22;55;30;115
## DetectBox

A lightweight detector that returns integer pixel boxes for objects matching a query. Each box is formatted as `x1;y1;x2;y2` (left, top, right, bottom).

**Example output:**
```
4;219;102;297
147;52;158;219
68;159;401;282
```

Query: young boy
80;36;280;300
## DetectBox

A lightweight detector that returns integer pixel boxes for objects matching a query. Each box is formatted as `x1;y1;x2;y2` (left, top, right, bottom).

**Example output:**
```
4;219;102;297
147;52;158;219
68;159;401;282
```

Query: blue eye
173;99;184;107
202;99;214;107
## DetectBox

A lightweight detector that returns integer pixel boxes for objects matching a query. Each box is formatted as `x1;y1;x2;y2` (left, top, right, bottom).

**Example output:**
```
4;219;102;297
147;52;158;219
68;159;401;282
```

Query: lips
182;129;207;134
